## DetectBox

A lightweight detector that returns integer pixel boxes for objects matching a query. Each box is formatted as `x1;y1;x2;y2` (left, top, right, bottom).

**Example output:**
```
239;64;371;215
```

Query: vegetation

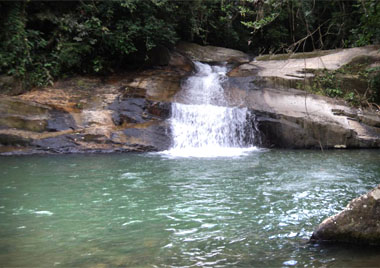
298;62;380;108
0;0;379;104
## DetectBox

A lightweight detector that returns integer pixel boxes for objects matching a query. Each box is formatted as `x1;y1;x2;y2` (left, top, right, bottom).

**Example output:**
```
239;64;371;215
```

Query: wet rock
176;41;250;64
31;135;78;153
0;132;30;146
311;185;380;245
123;121;171;151
46;110;76;131
109;96;171;126
0;49;185;155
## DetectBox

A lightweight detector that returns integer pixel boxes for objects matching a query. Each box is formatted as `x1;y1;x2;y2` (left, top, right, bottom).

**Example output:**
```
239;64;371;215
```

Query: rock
224;45;380;149
1;44;379;154
168;51;195;73
109;96;171;126
46;110;77;131
223;75;380;149
146;45;195;72
0;75;23;95
228;45;380;88
0;49;186;155
0;97;50;132
176;41;250;64
122;121;172;151
311;185;380;245
119;67;189;102
31;135;79;153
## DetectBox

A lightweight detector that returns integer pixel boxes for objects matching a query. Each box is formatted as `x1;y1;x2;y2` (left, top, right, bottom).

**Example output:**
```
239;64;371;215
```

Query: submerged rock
311;185;380;245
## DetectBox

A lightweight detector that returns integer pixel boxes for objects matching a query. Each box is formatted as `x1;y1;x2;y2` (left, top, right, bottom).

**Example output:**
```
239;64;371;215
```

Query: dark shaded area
1;0;379;90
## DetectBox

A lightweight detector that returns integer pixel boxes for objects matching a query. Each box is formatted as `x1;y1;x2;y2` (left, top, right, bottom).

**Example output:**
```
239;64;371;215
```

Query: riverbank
1;43;380;155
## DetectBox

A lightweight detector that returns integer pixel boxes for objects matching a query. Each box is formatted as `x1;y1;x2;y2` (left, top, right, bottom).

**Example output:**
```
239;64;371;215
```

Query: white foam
34;210;53;216
161;146;259;158
122;220;142;226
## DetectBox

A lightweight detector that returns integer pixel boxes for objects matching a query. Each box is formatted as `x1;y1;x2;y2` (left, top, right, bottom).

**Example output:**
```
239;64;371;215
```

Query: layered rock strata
0;52;193;154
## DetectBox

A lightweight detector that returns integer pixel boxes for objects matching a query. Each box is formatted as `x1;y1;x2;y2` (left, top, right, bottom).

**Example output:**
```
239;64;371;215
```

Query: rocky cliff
1;43;380;154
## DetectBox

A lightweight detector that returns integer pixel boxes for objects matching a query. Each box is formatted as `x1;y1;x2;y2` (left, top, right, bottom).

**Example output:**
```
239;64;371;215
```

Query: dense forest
0;0;379;90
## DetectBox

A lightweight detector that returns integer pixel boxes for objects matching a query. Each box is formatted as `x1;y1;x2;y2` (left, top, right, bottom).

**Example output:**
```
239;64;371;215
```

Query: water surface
0;150;379;267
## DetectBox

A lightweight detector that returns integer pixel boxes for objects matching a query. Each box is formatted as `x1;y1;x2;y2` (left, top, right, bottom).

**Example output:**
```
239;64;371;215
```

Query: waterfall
164;62;258;157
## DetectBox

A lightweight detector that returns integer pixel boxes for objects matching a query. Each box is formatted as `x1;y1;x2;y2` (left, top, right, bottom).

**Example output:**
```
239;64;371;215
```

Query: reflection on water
0;150;379;267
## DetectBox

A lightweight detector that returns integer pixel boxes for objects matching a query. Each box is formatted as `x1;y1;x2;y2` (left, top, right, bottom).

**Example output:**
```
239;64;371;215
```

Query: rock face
311;185;380;245
1;42;380;154
176;41;250;64
225;45;380;149
228;46;380;88
0;50;193;154
224;79;380;148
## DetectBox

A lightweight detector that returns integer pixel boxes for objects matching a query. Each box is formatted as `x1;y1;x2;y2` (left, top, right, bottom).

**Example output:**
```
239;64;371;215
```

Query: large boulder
176;41;250;64
311;185;380;245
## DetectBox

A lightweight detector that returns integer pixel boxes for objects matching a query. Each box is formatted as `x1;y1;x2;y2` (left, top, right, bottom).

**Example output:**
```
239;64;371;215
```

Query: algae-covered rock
311;185;380;245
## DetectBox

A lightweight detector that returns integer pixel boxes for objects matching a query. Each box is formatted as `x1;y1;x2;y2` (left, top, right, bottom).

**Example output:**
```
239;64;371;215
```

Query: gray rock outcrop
225;45;380;149
311;185;380;245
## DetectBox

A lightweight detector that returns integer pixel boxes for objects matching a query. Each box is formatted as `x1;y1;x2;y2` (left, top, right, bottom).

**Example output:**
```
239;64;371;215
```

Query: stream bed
0;150;379;267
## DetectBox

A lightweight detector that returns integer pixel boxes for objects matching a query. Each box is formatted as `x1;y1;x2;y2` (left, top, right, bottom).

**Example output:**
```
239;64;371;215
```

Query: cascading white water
164;62;258;157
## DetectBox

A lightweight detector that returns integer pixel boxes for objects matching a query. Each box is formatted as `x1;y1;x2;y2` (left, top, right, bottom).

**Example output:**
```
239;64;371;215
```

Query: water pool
0;150;379;267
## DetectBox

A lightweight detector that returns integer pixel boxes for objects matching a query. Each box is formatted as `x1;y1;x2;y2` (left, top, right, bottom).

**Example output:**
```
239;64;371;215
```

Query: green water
0;150;379;267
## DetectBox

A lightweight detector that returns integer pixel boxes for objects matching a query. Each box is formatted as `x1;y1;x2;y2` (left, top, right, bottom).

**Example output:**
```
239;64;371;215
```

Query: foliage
0;0;379;90
0;1;179;89
349;0;380;46
300;60;380;107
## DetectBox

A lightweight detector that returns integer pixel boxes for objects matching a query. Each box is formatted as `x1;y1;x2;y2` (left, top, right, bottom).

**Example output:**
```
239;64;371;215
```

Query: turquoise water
0;150;379;267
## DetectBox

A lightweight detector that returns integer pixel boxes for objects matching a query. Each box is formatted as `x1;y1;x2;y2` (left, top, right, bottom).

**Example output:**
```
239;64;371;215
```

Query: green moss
295;56;380;107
